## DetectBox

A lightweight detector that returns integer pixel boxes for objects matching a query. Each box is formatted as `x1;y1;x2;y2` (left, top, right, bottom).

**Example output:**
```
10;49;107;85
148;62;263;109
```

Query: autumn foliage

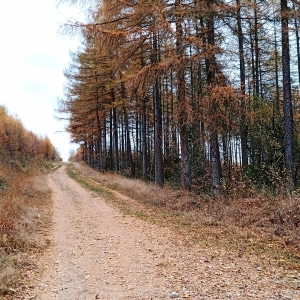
60;0;300;196
0;105;58;296
0;105;60;164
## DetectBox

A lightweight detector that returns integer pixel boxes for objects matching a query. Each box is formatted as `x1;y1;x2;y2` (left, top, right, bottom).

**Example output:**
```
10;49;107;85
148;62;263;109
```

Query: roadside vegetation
0;105;60;298
68;162;300;269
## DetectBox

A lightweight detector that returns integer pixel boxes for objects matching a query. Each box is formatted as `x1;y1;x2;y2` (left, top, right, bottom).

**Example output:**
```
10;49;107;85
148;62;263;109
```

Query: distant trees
59;0;300;195
0;105;60;162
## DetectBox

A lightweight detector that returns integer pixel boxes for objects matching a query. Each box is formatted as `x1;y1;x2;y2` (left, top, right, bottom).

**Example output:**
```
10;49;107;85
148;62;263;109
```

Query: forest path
32;165;299;299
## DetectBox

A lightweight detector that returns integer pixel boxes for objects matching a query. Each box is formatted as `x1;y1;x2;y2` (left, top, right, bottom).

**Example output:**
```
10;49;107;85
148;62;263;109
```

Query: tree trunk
153;31;164;187
205;0;221;195
254;1;260;99
109;109;113;170
111;88;120;172
281;0;294;191
142;95;148;181
124;106;135;177
292;1;300;91
95;104;103;170
175;0;191;190
103;116;107;170
236;0;248;170
274;16;280;119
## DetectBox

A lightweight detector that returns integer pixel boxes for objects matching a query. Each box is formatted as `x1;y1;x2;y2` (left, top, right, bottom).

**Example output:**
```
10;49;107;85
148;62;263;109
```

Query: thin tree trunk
236;0;248;170
254;0;260;98
124;106;135;177
135;108;139;174
153;31;164;187
109;109;113;170
111;88;120;172
281;0;294;191
292;1;300;91
104;116;107;170
274;16;280;119
142;95;148;181
96;109;103;171
205;0;221;195
176;0;191;190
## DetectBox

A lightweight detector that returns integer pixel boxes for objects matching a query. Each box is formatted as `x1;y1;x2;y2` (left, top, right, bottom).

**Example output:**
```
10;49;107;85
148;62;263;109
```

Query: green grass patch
66;164;139;217
66;165;160;228
67;165;111;197
52;164;63;172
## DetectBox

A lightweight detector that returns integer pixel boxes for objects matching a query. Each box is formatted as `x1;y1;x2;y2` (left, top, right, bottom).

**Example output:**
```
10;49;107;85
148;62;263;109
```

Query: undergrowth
0;160;52;298
67;162;300;269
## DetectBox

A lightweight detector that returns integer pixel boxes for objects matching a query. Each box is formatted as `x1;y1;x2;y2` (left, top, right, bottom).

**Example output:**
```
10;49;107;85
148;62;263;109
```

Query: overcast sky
0;0;85;161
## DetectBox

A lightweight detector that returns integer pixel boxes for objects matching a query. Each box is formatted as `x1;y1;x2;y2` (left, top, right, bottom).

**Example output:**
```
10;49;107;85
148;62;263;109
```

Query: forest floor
12;164;300;299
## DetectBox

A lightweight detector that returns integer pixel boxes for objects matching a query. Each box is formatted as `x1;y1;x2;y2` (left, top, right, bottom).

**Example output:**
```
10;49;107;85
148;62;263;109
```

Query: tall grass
0;161;52;297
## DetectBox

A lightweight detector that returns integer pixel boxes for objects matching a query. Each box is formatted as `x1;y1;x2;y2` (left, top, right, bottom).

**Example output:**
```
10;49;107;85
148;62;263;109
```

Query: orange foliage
43;136;54;159
0;105;60;161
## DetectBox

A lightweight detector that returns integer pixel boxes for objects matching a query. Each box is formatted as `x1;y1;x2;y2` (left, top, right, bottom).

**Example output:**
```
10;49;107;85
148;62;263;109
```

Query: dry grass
0;163;52;298
70;162;300;268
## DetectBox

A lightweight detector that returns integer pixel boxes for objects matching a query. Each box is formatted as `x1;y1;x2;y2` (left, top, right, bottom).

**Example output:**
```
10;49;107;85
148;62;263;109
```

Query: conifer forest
0;106;60;163
59;0;300;195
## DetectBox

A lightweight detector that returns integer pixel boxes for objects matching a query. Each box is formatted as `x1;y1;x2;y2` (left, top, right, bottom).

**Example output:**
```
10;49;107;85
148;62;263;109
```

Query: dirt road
33;165;299;299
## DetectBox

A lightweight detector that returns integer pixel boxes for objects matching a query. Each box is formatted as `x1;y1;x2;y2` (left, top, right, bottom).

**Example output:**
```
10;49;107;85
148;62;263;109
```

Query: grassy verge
66;165;142;216
0;162;52;298
67;162;300;270
50;163;62;172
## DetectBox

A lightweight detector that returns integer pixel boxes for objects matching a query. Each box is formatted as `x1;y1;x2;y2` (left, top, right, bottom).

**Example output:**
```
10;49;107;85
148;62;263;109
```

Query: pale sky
0;0;85;161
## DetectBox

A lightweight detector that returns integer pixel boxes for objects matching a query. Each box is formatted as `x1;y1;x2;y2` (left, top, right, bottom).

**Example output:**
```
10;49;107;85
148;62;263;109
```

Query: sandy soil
30;165;299;299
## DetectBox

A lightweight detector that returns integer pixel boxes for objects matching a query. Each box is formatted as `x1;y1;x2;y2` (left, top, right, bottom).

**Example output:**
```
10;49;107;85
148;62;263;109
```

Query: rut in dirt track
35;165;299;300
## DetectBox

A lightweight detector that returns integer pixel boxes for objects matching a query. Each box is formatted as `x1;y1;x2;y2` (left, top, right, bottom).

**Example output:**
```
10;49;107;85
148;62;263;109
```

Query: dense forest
60;0;300;195
0;105;60;165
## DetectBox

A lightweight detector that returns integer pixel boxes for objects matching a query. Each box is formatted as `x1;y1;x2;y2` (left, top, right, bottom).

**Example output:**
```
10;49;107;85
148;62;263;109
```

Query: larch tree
281;0;294;191
59;0;300;195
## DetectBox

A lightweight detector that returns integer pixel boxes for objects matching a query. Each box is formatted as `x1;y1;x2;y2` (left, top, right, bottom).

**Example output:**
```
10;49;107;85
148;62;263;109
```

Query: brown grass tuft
0;162;52;297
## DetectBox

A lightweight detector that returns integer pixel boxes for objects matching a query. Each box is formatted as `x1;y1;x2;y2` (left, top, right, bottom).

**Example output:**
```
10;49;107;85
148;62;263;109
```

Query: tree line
59;0;300;195
0;105;60;164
